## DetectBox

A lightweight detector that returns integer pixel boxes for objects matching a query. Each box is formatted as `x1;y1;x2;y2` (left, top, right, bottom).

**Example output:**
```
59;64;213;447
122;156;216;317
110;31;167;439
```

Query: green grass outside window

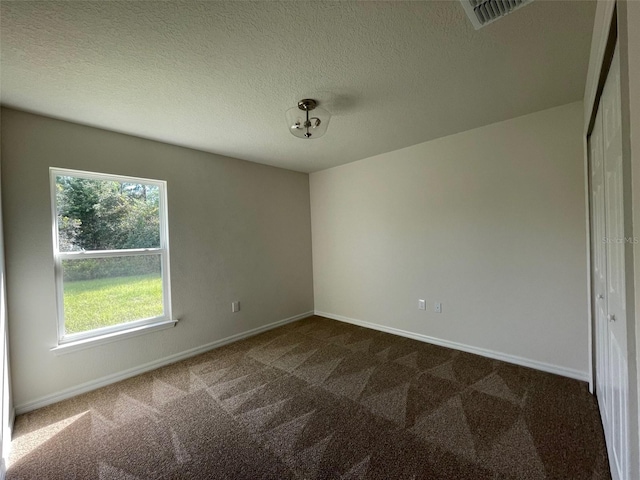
63;274;163;334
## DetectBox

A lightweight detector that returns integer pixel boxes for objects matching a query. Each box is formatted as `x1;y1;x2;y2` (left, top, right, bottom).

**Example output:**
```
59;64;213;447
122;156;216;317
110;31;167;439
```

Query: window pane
56;175;161;252
62;255;164;335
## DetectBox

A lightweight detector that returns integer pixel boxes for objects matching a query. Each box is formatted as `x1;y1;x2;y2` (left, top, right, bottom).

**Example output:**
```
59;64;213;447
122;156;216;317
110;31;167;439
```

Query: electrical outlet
435;302;442;313
232;301;240;313
418;299;426;310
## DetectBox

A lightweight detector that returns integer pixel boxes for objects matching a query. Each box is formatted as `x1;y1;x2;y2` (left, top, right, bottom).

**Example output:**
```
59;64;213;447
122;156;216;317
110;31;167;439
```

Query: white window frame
50;167;173;347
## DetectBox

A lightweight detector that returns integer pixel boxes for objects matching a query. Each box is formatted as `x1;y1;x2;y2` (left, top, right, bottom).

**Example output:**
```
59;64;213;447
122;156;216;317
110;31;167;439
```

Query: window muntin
51;168;171;344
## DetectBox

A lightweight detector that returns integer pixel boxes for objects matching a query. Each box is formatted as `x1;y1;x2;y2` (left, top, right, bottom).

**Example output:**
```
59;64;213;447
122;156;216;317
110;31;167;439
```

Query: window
50;168;172;346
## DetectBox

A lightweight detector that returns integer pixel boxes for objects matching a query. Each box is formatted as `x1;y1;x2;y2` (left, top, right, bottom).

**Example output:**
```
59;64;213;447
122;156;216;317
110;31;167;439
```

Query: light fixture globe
286;99;331;139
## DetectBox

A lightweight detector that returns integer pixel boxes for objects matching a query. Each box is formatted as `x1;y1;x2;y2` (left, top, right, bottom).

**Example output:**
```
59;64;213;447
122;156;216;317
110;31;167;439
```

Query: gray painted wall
1;108;314;409
310;102;589;377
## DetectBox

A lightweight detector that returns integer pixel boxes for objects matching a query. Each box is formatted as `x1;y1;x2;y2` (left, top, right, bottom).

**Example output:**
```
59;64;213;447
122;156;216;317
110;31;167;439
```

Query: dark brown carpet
9;315;610;479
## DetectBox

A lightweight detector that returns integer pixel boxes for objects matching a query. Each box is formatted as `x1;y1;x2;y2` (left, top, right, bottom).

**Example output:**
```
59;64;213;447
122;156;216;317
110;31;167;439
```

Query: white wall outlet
418;299;426;310
435;302;442;313
232;301;240;313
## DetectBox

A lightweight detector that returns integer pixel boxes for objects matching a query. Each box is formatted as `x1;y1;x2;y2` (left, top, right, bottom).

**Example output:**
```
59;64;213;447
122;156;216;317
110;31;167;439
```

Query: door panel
591;42;629;480
590;106;608;422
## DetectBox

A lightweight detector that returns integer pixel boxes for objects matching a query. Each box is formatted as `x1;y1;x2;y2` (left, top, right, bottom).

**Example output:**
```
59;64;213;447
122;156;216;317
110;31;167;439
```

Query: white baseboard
315;310;589;382
15;311;313;415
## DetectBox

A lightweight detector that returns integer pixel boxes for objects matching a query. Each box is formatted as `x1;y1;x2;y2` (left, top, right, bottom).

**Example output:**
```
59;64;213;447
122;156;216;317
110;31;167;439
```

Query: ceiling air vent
460;0;535;30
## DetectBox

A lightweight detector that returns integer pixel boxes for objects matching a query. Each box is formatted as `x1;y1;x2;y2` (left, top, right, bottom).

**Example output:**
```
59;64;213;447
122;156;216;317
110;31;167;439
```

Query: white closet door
590;102;608;425
603;43;628;480
591;42;629;480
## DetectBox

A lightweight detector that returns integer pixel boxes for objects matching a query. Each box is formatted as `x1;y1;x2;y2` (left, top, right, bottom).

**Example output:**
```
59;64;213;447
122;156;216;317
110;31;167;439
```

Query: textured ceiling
1;1;595;173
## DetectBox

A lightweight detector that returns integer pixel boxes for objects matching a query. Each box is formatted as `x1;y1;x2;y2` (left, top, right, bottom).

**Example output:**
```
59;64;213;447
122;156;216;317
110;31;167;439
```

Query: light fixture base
286;98;330;139
298;99;318;111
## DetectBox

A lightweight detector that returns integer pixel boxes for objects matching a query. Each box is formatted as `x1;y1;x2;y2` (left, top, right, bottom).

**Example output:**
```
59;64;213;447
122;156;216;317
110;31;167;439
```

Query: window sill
51;319;178;355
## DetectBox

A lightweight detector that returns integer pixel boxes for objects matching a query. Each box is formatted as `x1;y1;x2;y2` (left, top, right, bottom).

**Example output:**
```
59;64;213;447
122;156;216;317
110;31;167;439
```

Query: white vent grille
460;0;535;30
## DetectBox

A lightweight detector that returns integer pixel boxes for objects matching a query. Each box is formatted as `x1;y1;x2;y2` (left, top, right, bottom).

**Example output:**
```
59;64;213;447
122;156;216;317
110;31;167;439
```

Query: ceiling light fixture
286;99;331;139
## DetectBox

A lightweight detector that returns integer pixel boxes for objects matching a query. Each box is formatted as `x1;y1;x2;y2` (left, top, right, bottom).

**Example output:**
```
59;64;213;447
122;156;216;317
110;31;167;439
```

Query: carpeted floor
9;315;610;479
